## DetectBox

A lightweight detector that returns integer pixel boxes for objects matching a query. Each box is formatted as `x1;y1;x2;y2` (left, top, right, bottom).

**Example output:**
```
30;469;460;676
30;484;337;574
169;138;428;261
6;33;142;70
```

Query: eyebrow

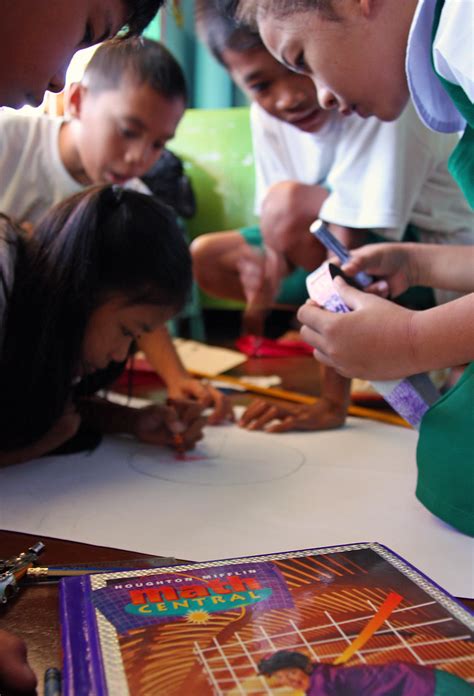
121;117;176;142
122;116;146;130
243;70;267;84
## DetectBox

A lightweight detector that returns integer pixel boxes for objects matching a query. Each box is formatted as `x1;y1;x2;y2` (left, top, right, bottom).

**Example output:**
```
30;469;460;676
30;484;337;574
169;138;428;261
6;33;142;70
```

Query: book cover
60;542;474;695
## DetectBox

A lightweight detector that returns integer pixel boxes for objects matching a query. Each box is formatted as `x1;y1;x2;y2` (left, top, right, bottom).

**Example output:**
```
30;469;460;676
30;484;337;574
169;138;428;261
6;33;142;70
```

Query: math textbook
60;543;474;695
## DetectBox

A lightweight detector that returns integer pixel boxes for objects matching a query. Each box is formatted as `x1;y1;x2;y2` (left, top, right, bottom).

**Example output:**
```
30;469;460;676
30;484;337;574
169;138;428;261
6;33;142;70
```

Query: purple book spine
60;575;109;695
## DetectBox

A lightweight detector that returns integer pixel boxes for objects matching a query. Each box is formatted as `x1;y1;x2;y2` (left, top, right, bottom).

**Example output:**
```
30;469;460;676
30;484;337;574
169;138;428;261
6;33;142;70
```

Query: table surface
1;354;472;695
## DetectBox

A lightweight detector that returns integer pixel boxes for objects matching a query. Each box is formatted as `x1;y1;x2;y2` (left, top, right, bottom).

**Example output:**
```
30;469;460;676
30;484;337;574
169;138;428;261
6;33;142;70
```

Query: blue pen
310;219;374;289
44;667;62;696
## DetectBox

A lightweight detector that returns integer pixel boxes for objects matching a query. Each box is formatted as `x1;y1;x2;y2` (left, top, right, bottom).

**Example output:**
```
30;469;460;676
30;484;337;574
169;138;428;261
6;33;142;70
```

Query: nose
124;141;150;167
48;63;68;95
275;85;306;113
315;84;340;111
110;337;132;364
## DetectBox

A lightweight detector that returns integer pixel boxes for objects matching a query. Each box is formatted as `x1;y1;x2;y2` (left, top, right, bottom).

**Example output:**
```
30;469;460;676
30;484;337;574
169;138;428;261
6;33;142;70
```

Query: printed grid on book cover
194;597;474;694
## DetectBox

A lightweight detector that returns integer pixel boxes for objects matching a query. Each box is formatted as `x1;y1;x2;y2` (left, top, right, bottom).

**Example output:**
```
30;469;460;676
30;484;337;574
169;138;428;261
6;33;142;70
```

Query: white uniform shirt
0;112;83;225
250;100;473;243
406;0;473;133
0;111;149;225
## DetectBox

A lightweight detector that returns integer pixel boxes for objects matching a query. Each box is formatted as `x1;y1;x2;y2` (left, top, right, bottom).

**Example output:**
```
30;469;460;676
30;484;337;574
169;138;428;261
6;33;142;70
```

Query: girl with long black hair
0;185;205;467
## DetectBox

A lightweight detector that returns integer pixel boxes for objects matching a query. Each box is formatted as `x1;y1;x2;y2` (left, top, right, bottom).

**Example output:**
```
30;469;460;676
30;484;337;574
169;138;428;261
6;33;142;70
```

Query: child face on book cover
0;0;126;108
222;46;330;134
65;78;185;186
80;296;174;375
267;667;310;691
257;2;413;122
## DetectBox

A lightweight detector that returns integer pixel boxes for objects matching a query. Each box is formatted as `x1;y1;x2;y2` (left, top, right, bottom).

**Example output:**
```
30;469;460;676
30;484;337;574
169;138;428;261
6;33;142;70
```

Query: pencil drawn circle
129;431;305;486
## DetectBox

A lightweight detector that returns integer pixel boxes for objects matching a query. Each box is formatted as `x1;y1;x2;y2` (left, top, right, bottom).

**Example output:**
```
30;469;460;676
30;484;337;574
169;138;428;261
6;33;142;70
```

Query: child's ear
66;82;86;118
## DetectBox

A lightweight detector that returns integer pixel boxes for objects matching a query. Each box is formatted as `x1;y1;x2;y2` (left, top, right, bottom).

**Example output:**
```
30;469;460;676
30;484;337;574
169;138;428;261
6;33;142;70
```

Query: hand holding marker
310;219;373;289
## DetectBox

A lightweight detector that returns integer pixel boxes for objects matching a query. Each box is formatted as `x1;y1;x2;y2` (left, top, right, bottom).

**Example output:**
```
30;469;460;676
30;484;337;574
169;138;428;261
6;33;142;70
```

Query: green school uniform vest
431;0;474;208
416;362;474;536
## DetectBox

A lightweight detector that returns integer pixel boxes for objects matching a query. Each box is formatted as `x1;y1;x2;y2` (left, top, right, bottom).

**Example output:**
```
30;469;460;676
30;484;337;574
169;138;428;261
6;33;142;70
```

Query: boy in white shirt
191;2;472;433
0;37;232;423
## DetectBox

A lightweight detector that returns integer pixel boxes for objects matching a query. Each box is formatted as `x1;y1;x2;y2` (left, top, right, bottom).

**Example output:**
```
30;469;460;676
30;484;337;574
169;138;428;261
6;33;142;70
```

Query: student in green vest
229;0;473;537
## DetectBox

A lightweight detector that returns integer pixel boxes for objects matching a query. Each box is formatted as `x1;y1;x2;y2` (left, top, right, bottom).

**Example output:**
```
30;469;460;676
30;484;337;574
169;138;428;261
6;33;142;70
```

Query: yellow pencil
191;370;411;429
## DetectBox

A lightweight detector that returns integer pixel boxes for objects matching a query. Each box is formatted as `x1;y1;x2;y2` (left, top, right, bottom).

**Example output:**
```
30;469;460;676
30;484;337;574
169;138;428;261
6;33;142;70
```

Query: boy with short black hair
0;37;232;422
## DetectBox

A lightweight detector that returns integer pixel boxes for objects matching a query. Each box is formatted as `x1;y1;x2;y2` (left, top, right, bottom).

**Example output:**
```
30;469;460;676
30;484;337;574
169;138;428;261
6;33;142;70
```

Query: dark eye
121;326;134;339
294;51;309;74
121;128;138;139
250;81;271;94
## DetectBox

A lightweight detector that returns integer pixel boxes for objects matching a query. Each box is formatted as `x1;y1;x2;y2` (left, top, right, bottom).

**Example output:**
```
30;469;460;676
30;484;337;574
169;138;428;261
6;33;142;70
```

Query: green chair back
169;107;257;310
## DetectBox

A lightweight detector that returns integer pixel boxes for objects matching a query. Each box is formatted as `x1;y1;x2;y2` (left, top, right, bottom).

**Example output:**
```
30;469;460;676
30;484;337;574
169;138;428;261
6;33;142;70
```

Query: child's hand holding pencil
131;399;206;453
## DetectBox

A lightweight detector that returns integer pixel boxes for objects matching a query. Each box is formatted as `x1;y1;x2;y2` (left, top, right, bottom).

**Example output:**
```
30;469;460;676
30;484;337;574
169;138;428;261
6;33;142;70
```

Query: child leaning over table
0;185;206;467
227;0;474;535
0;37;232;424
190;1;473;434
0;1;166;692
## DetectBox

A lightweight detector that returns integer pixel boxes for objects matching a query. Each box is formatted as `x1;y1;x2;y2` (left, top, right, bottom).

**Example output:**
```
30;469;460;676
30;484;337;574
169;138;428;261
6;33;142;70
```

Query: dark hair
219;0;337;25
258;650;313;676
0;185;192;451
123;0;166;37
83;36;187;102
195;0;264;66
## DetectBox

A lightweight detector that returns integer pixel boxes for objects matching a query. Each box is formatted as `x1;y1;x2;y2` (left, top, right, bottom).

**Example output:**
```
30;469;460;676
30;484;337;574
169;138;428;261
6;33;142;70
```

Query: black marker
310;219;373;289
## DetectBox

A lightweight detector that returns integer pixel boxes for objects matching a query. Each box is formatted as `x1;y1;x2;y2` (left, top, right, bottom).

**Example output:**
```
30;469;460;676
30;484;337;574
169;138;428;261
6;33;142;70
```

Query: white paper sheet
172;339;247;375
0;418;472;597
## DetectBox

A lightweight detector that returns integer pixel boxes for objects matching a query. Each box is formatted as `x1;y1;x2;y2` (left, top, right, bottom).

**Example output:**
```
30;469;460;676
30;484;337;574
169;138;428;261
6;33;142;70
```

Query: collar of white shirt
405;0;466;133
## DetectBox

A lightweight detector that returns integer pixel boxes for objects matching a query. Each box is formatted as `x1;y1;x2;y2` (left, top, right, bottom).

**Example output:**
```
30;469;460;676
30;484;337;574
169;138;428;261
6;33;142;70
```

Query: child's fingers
246;405;281;431
364;279;390;297
266;416;297;433
181;416;207;448
167;398;205;425
155;405;182;434
238;399;270;427
206;391;234;425
0;630;37;693
332;276;371;310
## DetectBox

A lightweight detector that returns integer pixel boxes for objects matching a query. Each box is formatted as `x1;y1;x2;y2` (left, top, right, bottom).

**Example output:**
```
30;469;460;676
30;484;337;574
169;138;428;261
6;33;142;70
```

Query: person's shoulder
0;110;60;143
397;99;461;154
0;109;41;130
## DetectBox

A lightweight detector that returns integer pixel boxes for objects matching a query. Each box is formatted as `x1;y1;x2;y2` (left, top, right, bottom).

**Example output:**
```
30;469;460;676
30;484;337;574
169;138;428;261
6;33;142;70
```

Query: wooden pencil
192;370;411;429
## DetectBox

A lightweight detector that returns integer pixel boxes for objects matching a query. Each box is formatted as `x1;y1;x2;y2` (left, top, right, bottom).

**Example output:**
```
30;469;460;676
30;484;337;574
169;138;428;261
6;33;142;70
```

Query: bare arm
0;405;80;467
138;325;188;385
408;244;474;292
342;243;474;296
80;396;206;450
238;365;350;433
299;285;474;379
138;327;233;424
260;181;329;271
